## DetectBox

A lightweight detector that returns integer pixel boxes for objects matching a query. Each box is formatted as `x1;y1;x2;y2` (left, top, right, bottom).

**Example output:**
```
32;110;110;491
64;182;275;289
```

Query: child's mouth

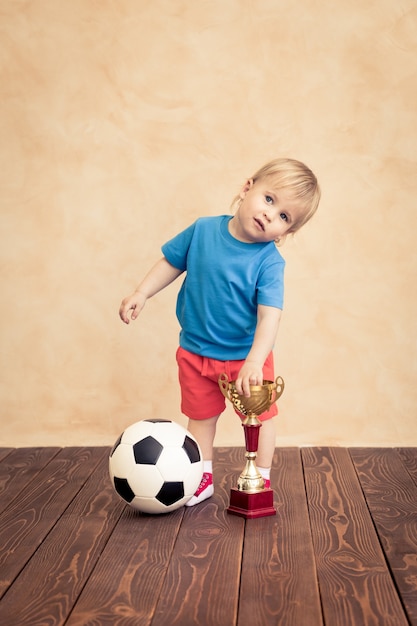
254;218;265;232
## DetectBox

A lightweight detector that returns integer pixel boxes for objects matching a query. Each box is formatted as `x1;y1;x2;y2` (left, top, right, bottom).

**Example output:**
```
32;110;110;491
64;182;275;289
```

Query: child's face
229;178;307;243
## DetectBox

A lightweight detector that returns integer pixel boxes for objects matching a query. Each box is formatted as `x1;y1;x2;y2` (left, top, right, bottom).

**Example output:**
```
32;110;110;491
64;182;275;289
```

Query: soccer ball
109;419;203;514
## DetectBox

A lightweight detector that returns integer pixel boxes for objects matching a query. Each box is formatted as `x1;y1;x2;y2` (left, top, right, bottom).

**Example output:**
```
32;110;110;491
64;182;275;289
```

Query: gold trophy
219;373;285;518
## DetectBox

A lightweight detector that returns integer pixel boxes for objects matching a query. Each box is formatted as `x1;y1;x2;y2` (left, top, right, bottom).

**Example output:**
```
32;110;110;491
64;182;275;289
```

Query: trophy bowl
218;373;284;422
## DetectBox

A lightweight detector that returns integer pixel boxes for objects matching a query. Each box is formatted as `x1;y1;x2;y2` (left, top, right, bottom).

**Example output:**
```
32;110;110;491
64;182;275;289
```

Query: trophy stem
237;413;264;491
243;413;261;451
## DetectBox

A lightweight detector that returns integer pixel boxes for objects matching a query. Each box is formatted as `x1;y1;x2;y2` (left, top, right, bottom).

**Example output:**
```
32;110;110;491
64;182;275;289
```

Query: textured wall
1;0;416;446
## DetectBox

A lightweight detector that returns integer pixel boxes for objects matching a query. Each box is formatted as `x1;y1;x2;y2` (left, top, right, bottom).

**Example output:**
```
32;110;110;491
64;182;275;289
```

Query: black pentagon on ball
183;435;201;463
156;481;185;506
113;477;135;503
144;419;172;423
133;436;163;465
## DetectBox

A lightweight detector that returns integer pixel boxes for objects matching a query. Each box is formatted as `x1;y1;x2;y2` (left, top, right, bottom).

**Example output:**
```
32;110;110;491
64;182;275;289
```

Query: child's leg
256;417;276;486
187;414;219;461
185;414;219;506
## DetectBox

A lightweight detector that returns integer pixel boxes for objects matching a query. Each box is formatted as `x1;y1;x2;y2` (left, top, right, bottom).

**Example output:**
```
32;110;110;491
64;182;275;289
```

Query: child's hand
235;361;264;398
119;291;147;324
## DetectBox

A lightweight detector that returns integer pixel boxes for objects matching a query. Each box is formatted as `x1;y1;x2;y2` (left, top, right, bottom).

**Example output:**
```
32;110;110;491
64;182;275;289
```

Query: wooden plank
150;447;245;626
350;447;417;625
0;446;105;599
396;447;417;487
66;505;186;625
302;447;408;626
0;447;61;514
238;447;323;626
0;449;14;462
0;453;124;626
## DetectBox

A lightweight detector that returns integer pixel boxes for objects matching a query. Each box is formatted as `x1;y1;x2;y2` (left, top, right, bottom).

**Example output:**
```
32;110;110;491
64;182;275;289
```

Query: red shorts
176;347;278;422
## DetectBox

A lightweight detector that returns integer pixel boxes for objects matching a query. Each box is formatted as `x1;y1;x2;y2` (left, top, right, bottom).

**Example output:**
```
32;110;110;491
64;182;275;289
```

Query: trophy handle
271;376;285;403
218;372;232;402
218;372;246;414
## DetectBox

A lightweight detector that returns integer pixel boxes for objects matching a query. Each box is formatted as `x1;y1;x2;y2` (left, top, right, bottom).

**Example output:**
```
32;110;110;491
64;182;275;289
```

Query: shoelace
195;473;212;495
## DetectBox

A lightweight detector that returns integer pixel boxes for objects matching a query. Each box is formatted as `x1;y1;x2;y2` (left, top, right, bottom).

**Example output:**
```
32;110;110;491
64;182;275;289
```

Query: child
119;158;320;506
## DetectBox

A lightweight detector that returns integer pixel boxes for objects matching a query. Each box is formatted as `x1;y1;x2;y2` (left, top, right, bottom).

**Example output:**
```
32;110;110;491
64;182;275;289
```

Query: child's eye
280;213;288;222
265;195;273;204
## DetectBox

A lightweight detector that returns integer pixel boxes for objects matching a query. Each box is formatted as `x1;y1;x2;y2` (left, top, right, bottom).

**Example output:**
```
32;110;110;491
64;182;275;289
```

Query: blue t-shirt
161;215;285;360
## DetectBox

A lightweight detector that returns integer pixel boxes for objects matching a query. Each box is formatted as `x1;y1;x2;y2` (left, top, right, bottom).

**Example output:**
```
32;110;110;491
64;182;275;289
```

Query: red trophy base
227;487;276;519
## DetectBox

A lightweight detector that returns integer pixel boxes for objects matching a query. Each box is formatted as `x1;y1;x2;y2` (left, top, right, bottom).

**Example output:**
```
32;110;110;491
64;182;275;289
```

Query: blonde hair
231;158;321;238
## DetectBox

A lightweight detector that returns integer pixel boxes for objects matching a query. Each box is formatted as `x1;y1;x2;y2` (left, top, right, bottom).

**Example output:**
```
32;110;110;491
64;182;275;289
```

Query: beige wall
1;0;416;447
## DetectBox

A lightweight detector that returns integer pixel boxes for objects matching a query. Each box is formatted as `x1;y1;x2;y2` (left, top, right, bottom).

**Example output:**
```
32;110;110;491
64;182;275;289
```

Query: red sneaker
185;472;214;507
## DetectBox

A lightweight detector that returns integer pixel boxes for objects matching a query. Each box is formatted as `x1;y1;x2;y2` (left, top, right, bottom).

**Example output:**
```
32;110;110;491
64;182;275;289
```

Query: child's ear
239;178;254;199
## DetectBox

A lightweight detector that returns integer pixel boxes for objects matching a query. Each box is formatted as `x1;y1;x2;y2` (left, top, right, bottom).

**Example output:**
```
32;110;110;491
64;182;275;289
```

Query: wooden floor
0;447;416;626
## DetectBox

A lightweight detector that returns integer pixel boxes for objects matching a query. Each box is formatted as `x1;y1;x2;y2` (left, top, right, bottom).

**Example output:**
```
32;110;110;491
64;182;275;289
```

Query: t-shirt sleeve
161;221;196;271
256;258;285;309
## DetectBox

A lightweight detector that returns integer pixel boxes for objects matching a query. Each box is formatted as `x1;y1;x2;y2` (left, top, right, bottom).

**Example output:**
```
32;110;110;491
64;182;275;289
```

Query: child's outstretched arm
235;304;282;397
119;257;183;324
